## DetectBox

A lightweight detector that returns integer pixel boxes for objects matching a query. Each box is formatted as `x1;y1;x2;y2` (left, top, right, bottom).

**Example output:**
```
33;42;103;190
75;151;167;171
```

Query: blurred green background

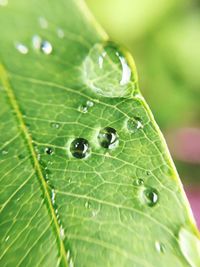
86;0;200;225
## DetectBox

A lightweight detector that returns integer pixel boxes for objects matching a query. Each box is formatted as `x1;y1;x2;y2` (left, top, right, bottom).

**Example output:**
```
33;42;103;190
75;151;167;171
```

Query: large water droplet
15;43;29;54
126;117;143;133
83;42;138;98
178;227;200;267
142;187;159;207
70;138;90;159
41;41;53;55
98;127;119;149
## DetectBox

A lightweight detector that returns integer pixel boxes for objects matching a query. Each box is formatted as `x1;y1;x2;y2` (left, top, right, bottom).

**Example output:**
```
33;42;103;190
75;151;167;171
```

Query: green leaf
0;1;199;267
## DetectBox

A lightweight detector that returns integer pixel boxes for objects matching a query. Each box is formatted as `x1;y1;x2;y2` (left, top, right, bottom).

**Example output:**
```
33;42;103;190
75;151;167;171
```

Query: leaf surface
0;1;199;267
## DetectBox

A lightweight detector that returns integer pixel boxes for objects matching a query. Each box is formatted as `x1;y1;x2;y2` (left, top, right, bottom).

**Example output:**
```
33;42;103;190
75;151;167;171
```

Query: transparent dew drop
67;251;74;267
1;150;8;155
133;178;144;186
79;100;94;113
142;187;159;207
126;117;143;133
60;225;65;240
32;35;42;50
98;127;119;149
0;0;8;6
57;28;64;38
178;227;200;267
85;201;91;209
155;241;165;253
50;122;60;129
45;147;53;155
15;43;29;54
51;188;55;205
70;138;90;159
41;41;53;55
38;16;48;29
83;41;137;98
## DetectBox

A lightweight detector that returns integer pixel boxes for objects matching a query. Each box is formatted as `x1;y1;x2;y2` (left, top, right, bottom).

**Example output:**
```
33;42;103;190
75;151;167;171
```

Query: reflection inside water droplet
98;127;118;149
83;41;138;98
70;138;90;159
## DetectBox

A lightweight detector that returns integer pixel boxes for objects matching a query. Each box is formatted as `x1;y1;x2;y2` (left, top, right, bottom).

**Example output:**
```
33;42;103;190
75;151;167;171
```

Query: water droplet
98;127;118;149
57;28;64;38
155;241;165;253
79;100;94;113
67;251;74;267
85;201;91;209
70;138;90;159
142;187;159;207
50;122;60;129
45;147;53;155
126;117;143;133
1;150;8;155
83;42;137;98
60;225;65;240
0;0;8;6
15;43;28;54
38;16;48;29
41;41;53;55
32;35;42;50
178;227;200;267
133;178;144;186
51;188;55;205
5;235;10;242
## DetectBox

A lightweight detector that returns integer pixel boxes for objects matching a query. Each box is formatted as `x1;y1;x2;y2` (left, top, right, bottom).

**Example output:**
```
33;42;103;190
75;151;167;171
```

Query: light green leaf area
0;1;199;267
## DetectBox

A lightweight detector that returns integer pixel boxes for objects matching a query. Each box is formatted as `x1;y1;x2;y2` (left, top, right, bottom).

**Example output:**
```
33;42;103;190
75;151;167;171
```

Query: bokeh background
86;0;200;228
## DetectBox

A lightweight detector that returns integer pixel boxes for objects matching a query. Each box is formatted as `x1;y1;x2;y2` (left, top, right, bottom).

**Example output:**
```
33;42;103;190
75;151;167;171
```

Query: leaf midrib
0;64;68;267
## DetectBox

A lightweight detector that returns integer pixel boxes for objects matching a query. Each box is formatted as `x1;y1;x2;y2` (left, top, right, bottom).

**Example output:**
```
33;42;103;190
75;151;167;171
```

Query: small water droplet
5;235;10;242
51;188;55;205
60;225;65;240
142;187;159;207
32;35;42;50
85;201;91;209
126;117;143;133
155;241;165;253
38;16;48;29
45;147;53;155
83;41;137;98
79;100;94;113
15;43;28;54
0;0;8;6
57;28;64;38
70;138;90;159
50;122;60;129
67;251;74;267
133;178;144;186
2;150;8;155
178;227;200;267
98;127;118;149
41;41;53;55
